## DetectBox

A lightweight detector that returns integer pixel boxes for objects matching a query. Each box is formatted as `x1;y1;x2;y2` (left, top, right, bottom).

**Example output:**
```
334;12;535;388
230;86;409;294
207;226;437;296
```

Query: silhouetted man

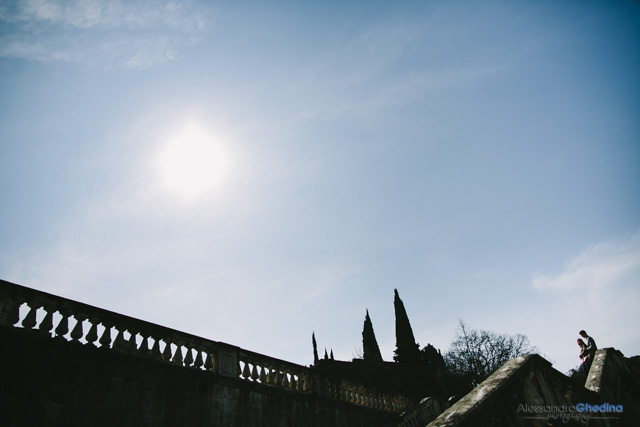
579;330;597;366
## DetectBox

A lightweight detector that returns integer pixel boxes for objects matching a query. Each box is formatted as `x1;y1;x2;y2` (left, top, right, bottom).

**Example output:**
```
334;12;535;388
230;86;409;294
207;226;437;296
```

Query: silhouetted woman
578;338;590;375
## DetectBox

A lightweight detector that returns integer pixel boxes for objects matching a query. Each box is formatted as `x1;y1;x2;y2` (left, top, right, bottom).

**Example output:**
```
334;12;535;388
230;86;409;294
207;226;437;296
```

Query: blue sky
1;0;639;374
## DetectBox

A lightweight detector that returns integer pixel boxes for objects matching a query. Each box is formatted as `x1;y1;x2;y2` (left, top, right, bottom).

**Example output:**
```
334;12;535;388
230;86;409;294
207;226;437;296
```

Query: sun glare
156;123;230;201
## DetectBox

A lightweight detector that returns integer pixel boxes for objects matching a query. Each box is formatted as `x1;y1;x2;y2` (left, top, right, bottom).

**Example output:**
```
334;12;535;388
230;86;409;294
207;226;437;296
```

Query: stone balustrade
398;397;449;427
0;279;413;414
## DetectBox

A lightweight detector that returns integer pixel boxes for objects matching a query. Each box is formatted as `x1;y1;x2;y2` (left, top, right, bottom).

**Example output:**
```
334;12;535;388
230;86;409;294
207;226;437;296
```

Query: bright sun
156;122;230;201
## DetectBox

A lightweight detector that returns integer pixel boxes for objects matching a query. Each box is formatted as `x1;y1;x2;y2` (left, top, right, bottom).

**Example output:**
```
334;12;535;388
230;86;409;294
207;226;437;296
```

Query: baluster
162;341;173;361
282;372;289;388
259;367;267;383
274;371;283;386
138;335;150;356
70;316;85;342
212;351;220;372
0;298;10;326
99;324;112;348
194;349;204;369
171;344;184;365
39;307;54;336
184;347;194;367
267;369;275;384
112;328;127;351
204;351;214;371
5;299;22;326
241;362;251;379
290;375;297;390
126;331;138;353
149;338;162;359
55;312;69;339
21;303;39;329
85;321;99;346
251;365;259;381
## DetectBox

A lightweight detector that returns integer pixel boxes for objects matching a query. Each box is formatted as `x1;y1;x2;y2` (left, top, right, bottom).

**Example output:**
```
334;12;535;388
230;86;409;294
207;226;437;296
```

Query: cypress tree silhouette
312;332;319;365
362;309;383;362
393;289;421;363
421;343;446;371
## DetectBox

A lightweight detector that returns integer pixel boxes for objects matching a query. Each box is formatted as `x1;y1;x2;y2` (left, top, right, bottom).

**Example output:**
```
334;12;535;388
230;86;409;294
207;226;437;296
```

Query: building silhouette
2;279;639;426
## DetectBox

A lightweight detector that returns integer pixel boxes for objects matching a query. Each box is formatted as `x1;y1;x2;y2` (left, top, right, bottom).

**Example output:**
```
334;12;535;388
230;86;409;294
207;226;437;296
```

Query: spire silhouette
393;289;421;363
362;309;383;362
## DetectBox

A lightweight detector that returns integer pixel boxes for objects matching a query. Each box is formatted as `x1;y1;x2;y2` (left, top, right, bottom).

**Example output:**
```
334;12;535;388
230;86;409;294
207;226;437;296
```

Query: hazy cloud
532;232;640;293
279;11;510;126
0;0;210;69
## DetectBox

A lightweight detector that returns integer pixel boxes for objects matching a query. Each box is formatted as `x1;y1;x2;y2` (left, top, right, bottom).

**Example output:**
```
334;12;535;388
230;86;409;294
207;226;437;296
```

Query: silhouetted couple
577;330;597;375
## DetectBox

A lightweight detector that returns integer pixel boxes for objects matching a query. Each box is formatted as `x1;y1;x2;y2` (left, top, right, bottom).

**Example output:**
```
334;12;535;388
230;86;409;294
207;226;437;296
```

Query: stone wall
5;278;637;427
422;354;608;426
585;348;640;426
313;358;443;399
0;279;414;427
407;350;640;427
1;326;402;427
